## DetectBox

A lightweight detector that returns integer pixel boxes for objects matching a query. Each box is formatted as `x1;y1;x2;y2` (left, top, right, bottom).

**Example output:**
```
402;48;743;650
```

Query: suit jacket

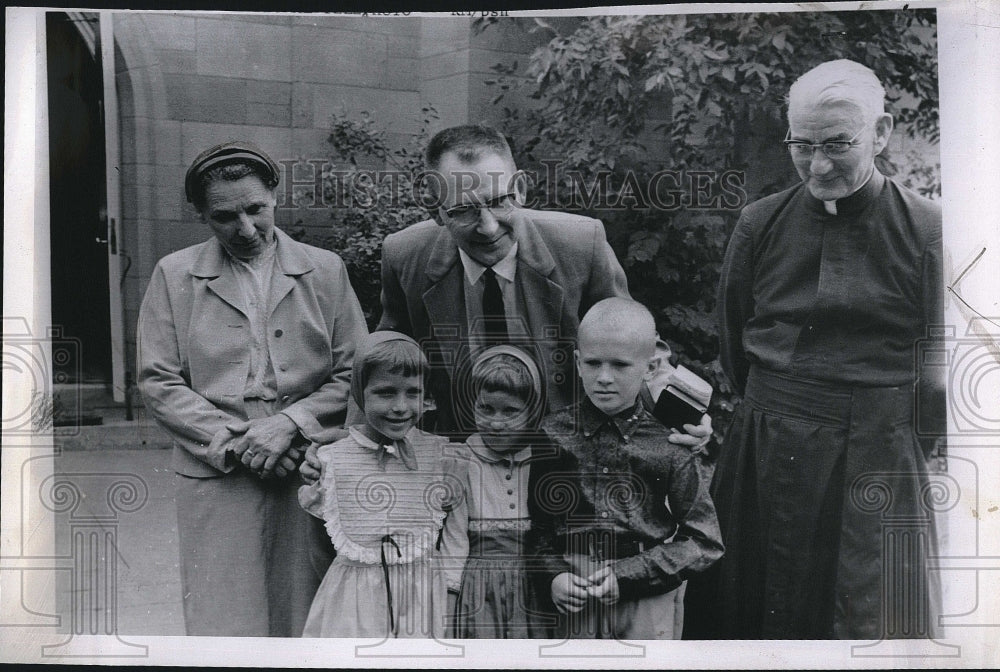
138;228;368;477
378;209;629;435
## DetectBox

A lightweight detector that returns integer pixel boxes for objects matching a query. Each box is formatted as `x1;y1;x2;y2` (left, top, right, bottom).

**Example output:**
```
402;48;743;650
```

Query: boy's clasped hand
552;565;620;613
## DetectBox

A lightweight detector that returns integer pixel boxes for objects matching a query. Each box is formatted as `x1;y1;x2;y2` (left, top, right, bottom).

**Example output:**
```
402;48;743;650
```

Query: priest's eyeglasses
784;125;869;158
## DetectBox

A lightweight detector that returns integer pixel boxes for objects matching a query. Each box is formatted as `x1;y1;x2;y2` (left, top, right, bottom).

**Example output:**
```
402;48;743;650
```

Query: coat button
505;474;511;480
509;503;516;510
507;489;513;495
274;329;283;337
602;467;609;474
600;511;608;518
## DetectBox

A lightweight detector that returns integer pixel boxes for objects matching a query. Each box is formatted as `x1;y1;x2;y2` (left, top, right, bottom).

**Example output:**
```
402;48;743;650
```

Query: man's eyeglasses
443;192;520;226
784;125;869;158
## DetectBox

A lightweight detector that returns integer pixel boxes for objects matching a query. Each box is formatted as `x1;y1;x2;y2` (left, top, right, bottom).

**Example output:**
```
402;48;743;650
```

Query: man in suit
377;124;631;436
301;124;713;486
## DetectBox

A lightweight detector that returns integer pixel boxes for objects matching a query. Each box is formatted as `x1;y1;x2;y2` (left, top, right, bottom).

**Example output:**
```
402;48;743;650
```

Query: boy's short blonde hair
578;297;658;358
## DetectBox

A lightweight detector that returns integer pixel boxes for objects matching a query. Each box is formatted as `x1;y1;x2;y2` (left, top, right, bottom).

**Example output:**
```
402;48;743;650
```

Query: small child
298;331;463;638
442;345;553;638
528;297;724;639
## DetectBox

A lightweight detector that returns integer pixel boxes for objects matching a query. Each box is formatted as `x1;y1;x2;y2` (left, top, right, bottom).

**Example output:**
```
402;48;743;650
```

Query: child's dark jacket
527;397;724;601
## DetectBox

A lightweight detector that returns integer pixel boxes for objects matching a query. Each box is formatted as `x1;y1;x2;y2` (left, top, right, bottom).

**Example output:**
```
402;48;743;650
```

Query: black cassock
688;170;946;639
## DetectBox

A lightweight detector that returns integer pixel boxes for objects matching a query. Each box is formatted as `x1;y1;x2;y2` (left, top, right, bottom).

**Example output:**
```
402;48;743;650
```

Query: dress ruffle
305;436;450;565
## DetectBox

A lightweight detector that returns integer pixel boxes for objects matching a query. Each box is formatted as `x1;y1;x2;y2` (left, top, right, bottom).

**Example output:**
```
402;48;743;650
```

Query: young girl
444;345;552;638
298;331;463;638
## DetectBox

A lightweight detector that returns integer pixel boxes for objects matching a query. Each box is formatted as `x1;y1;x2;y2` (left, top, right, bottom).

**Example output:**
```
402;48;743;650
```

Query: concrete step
53;382;123;409
52;382;151;430
53;406;173;451
54;421;173;451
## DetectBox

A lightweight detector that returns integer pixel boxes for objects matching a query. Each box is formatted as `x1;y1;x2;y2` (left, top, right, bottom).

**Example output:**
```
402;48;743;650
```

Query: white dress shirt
458;242;521;345
228;238;279;402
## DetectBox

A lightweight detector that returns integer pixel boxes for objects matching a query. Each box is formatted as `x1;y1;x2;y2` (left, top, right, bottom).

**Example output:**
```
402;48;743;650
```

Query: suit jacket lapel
423;227;469;341
422;226;468;372
268;229;313;317
420;215;569;364
424;224;461;284
512;215;563;338
191;229;314;319
518;261;564;339
422;269;467;344
191;238;247;317
512;216;565;410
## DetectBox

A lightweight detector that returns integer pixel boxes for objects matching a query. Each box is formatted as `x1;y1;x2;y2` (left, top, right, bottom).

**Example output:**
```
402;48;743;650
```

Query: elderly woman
138;141;368;636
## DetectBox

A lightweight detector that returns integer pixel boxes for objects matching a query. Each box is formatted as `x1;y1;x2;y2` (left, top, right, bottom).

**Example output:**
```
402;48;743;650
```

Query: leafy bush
476;10;940;436
299;107;438;328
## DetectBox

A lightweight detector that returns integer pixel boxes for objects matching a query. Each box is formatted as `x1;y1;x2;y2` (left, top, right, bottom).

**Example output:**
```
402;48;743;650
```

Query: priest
700;59;945;639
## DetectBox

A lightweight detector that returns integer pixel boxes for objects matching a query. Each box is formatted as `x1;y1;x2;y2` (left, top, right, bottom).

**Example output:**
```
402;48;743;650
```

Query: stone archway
106;12;177;387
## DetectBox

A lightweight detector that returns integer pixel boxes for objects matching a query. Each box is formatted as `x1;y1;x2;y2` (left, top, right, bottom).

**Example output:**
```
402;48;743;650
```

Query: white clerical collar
458;242;518;285
822;168;876;215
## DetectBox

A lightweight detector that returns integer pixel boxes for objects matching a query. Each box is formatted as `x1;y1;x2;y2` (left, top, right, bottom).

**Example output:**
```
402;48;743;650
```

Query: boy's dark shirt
527;397;723;601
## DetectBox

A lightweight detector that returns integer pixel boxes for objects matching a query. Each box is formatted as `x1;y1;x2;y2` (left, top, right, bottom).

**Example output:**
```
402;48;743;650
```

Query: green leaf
627;232;662;262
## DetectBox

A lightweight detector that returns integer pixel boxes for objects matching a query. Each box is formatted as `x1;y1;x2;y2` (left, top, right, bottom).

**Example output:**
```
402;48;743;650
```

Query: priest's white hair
787;59;887;122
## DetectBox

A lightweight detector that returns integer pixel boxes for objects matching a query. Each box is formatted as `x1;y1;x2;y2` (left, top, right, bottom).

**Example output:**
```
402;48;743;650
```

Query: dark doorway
46;12;112;385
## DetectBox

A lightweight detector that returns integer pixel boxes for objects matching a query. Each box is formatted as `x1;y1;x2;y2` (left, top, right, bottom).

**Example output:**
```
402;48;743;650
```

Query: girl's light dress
446;434;550;638
299;426;462;638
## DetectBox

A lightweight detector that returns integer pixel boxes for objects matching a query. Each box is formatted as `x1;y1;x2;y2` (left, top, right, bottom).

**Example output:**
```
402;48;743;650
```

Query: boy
527;297;723;639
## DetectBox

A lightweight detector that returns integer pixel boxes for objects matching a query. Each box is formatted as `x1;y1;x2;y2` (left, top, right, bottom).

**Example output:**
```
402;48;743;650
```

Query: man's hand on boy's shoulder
551;572;591;613
666;413;713;451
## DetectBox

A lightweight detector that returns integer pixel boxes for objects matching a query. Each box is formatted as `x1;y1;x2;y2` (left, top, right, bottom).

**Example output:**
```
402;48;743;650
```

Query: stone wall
111;13;939;387
113;14;540;380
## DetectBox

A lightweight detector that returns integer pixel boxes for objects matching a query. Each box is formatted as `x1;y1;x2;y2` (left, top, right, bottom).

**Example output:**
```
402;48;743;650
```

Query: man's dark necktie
482;267;508;345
